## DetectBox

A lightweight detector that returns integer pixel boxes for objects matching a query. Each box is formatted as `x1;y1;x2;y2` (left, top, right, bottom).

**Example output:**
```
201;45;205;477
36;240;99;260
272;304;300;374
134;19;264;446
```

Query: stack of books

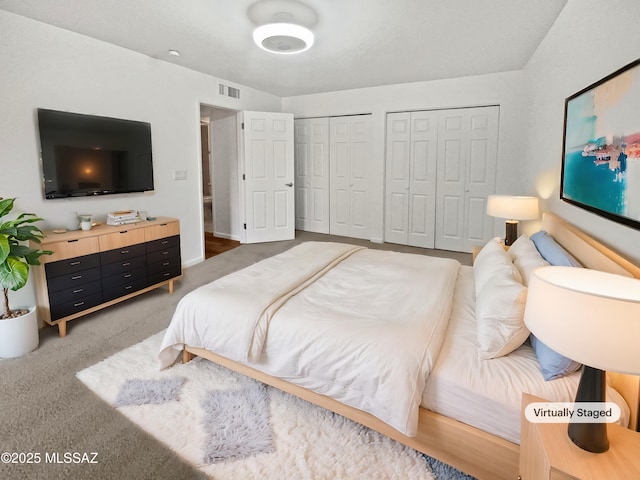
106;210;139;226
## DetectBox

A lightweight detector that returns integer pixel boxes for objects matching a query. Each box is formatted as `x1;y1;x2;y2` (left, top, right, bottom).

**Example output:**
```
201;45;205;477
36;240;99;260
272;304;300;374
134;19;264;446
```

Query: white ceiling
0;0;568;97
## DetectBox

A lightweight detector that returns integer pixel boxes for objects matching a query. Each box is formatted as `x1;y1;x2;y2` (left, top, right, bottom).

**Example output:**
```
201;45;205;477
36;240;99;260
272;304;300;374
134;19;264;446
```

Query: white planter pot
0;306;39;358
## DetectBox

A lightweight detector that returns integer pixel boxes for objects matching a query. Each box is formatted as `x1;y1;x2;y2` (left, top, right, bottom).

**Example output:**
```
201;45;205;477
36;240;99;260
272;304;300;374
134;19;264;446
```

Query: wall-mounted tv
37;109;154;199
560;58;640;230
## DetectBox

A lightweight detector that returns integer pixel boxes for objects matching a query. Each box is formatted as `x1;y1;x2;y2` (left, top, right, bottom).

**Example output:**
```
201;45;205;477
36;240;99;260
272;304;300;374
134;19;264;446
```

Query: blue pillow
530;231;582;267
530;334;582;381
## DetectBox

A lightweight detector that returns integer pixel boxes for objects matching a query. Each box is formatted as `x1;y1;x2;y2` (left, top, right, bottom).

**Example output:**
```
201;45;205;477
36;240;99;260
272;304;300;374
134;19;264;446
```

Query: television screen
37;109;154;199
560;58;640;230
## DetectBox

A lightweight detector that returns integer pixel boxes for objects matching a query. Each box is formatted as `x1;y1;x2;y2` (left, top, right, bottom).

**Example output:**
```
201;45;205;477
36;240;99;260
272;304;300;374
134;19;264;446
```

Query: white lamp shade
524;266;640;375
486;195;539;220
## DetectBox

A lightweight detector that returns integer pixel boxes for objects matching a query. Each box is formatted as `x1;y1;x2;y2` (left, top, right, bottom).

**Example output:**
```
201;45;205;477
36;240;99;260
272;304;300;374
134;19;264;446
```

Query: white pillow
473;238;522;296
508;235;550;286
476;272;529;359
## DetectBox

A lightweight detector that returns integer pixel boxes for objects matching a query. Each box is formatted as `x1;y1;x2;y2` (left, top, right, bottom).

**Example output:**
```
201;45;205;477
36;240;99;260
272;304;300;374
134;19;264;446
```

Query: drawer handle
120;250;130;254
163;272;170;277
160;223;168;226
74;301;85;307
71;275;83;280
162;251;169;255
162;262;170;266
119;231;128;234
124;285;133;290
161;240;169;244
73;288;84;293
67;239;79;243
122;262;131;267
70;261;81;266
123;274;132;278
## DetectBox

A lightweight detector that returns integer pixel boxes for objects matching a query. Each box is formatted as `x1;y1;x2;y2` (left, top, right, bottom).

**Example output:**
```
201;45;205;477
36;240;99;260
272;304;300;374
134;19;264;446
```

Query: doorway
200;105;240;258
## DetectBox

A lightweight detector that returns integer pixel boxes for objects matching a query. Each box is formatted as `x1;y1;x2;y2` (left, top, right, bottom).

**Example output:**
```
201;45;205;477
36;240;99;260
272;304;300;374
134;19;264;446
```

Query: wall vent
218;83;226;95
228;87;240;99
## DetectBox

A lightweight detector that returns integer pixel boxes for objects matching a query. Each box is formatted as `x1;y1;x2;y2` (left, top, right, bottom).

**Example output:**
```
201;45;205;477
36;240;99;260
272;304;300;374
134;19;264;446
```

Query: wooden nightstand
519;393;640;479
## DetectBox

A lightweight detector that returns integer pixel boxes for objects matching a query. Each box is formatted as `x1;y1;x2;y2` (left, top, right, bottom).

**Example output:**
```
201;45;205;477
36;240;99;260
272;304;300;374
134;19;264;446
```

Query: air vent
218;83;240;99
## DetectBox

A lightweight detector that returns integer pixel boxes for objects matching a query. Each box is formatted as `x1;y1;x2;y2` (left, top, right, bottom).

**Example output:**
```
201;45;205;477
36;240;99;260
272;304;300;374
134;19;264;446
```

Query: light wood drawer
44;237;100;263
99;228;146;251
145;221;180;242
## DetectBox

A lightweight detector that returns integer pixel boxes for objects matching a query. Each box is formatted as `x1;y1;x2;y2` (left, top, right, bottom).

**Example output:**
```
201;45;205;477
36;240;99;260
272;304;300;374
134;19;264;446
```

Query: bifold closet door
294;118;330;233
330;115;371;239
435;106;499;252
385;111;438;248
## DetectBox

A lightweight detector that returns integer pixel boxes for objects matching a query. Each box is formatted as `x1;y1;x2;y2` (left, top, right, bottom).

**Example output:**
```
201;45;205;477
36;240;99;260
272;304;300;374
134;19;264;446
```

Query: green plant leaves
0;257;29;291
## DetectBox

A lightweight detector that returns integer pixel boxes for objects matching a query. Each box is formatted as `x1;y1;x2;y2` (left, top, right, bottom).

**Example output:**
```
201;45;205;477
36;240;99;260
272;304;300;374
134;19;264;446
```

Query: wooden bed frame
182;212;640;480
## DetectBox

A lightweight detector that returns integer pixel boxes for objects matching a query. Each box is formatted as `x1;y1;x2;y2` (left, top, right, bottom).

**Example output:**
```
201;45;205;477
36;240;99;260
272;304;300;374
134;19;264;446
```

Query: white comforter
159;242;460;436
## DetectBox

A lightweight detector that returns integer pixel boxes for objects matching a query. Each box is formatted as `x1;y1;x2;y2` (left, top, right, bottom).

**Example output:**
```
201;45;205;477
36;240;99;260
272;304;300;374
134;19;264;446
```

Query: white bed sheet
160;243;460;437
422;265;630;444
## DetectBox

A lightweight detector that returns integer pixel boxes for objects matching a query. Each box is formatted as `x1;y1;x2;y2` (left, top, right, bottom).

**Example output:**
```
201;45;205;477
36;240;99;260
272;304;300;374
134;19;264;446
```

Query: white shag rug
76;331;437;480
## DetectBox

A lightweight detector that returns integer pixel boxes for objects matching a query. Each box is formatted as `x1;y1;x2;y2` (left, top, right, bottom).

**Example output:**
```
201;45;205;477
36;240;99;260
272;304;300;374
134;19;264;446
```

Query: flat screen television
37;108;154;199
560;58;640;231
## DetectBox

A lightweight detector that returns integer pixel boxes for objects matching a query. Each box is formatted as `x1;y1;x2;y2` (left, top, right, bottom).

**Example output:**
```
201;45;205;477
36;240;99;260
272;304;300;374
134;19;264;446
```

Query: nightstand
519;393;640;479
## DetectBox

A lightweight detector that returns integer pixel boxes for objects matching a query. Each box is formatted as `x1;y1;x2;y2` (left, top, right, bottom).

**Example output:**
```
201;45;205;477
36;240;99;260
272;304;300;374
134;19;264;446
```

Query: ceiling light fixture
253;22;314;54
168;49;180;57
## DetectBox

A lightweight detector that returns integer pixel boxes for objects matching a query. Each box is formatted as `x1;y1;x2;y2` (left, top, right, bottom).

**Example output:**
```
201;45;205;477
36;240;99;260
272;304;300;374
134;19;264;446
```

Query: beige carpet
0;232;470;480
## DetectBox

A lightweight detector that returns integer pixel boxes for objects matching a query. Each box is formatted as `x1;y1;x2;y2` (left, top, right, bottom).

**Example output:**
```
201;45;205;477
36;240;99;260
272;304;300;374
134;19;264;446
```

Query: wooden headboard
542;212;640;430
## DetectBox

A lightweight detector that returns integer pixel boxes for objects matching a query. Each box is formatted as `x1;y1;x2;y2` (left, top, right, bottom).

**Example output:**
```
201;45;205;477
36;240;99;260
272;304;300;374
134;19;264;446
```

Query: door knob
285;182;293;187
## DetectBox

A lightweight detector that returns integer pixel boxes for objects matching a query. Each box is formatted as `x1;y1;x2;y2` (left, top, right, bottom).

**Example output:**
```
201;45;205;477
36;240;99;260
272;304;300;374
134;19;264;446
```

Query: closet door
294;118;329;233
435;106;498;252
385;111;438;248
385;113;411;244
330;115;371;239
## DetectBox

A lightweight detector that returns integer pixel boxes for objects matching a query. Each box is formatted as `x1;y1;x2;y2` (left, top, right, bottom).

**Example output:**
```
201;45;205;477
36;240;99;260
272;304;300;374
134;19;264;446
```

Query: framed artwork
560;58;640;230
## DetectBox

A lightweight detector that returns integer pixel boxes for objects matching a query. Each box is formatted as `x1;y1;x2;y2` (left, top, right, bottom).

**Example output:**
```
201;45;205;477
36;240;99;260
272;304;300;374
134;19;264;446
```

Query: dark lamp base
504;220;519;246
568;366;609;453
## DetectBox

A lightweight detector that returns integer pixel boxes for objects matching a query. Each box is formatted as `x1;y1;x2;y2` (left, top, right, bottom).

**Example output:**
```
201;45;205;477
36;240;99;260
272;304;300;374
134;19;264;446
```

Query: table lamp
524;266;640;453
486;195;539;246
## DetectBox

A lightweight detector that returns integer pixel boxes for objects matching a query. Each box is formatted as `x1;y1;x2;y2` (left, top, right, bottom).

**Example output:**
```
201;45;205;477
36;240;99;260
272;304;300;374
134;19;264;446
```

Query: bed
159;213;640;480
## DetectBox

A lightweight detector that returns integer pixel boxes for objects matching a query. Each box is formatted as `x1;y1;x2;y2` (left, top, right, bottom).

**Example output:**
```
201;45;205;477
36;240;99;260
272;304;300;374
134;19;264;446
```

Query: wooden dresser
32;217;181;337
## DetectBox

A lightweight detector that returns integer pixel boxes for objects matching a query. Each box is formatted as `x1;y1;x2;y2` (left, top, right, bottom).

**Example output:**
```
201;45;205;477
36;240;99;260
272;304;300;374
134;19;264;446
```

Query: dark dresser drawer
50;293;103;321
103;278;148;302
102;266;147;291
45;253;100;279
46;267;103;294
100;243;146;265
147;255;181;275
146;235;180;253
48;280;102;307
148;265;182;286
101;255;147;278
147;245;180;264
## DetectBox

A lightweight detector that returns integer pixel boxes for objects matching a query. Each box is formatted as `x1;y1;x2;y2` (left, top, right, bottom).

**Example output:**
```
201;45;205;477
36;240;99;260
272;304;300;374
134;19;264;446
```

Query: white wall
522;0;640;264
282;70;527;242
209;109;241;240
0;10;280;308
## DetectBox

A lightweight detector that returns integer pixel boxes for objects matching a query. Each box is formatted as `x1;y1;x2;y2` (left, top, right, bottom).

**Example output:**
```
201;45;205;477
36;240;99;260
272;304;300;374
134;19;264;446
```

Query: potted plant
0;197;52;358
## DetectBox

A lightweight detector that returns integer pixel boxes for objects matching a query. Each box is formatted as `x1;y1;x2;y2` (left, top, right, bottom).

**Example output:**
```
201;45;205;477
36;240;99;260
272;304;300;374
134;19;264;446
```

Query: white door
330;115;371;239
294;118;330;233
242;111;295;243
385;111;438;248
435;106;499;252
385;112;411;245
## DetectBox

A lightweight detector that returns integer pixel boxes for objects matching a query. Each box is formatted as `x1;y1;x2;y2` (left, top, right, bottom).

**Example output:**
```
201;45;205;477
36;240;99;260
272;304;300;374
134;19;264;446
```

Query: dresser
32;217;182;337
